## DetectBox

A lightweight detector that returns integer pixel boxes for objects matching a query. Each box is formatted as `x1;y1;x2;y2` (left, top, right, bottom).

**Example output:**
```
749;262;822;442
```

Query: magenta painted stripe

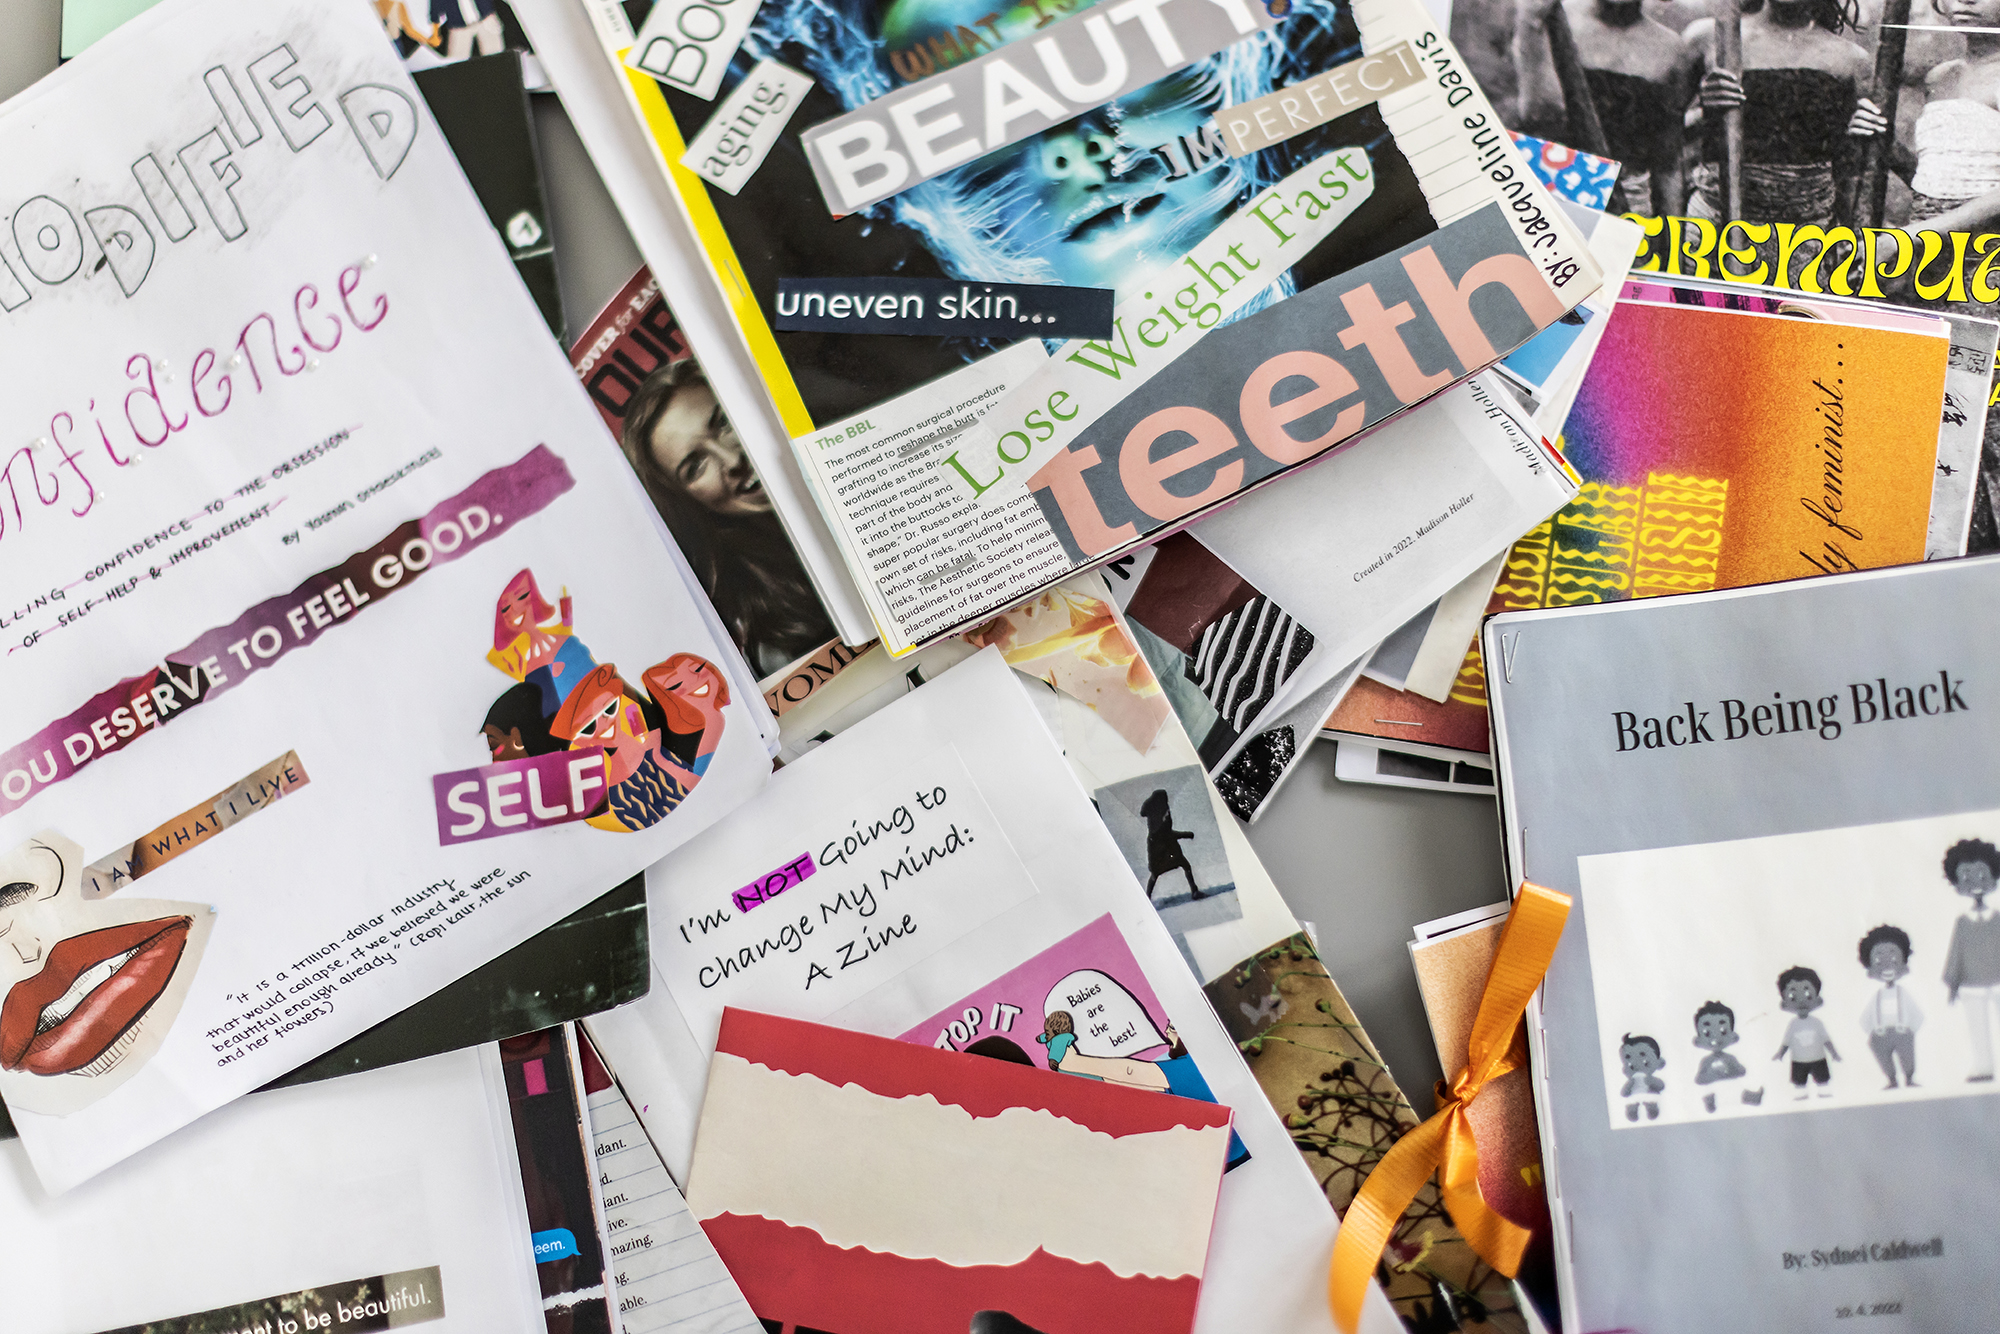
730;852;817;914
0;446;574;817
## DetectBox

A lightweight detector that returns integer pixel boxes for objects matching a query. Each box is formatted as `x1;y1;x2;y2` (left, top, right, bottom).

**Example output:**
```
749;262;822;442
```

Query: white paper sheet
1194;374;1576;770
587;648;1403;1334
583;1043;761;1334
0;0;769;1191
0;1045;542;1334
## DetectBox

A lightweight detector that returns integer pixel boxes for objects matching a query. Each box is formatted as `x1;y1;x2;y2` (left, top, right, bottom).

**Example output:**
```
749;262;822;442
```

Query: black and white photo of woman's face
645;381;772;518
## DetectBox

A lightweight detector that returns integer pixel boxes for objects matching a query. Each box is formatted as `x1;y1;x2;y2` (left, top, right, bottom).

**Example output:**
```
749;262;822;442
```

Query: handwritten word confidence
1;262;389;550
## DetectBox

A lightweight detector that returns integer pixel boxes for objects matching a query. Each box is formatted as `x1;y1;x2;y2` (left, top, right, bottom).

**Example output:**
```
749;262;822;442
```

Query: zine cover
0;0;768;1192
586;649;1396;1332
1328;294;1954;755
570;268;845;683
686;1007;1233;1334
1449;0;2000;551
587;0;1602;651
1484;555;2000;1332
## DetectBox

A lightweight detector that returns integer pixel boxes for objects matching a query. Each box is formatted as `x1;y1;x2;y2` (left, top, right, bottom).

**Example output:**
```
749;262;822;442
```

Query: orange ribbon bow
1327;881;1573;1332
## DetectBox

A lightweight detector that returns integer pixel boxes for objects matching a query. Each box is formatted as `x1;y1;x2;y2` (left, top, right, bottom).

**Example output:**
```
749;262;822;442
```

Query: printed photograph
1093;766;1240;951
1579;805;2000;1128
573;273;841;681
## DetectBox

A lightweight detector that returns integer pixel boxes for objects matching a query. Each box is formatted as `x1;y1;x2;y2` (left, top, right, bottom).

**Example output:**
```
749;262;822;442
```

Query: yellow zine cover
1557;302;1946;588
1329;300;1950;753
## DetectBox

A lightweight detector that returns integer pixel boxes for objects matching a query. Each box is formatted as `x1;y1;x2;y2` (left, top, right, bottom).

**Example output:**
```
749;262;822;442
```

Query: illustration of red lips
0;916;191;1075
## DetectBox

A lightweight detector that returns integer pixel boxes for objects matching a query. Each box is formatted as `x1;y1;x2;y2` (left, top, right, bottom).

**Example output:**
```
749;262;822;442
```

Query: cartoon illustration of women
550;657;729;832
0;833;214;1116
1941;838;2000;1082
1858;925;1923;1090
1139;789;1203;902
641;653;730;778
488;570;598;720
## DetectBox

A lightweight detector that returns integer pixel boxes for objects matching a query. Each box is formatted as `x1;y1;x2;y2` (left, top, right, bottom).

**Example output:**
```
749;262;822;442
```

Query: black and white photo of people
1450;0;2000;229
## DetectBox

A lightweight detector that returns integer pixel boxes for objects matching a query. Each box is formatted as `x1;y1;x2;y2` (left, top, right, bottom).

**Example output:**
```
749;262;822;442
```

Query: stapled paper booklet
1485;556;2000;1332
0;0;769;1192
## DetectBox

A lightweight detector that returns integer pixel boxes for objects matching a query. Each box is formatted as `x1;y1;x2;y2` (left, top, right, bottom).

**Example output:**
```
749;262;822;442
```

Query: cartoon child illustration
1038;1009;1080;1067
1138;789;1202;902
0;833;214;1116
1618;1033;1665;1121
1773;965;1840;1099
1941;838;2000;1083
1858;925;1923;1090
550;658;727;832
1691;1001;1760;1112
488;570;597;721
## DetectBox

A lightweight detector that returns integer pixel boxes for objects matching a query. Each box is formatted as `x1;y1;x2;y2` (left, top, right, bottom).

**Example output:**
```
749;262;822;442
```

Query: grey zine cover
1483;556;2000;1332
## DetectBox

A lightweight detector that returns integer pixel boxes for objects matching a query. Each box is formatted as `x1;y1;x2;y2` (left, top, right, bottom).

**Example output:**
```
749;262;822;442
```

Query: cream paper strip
687;1052;1227;1278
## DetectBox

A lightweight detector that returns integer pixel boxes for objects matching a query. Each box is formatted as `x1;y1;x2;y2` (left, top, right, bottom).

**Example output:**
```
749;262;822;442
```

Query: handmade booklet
587;647;1401;1332
1177;369;1578;810
1;1044;543;1334
498;1026;617;1334
1484;555;2000;1332
561;0;1604;653
688;1006;1233;1334
1327;287;1960;759
0;0;769;1192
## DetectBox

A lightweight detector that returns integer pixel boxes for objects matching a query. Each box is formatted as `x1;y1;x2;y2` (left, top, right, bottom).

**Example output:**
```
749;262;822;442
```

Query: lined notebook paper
582;1040;761;1334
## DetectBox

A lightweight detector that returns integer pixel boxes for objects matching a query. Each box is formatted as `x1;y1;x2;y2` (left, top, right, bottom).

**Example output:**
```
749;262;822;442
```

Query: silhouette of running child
1618;1033;1665;1121
1139;789;1202;901
1773;966;1840;1100
1858;924;1923;1090
1691;1000;1761;1112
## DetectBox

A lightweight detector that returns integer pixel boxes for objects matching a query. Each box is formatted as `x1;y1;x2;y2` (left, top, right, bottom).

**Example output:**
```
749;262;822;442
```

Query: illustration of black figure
1691;1001;1761;1112
1773;966;1840;1099
1858;925;1923;1090
1941;838;2000;1082
1139;789;1202;902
